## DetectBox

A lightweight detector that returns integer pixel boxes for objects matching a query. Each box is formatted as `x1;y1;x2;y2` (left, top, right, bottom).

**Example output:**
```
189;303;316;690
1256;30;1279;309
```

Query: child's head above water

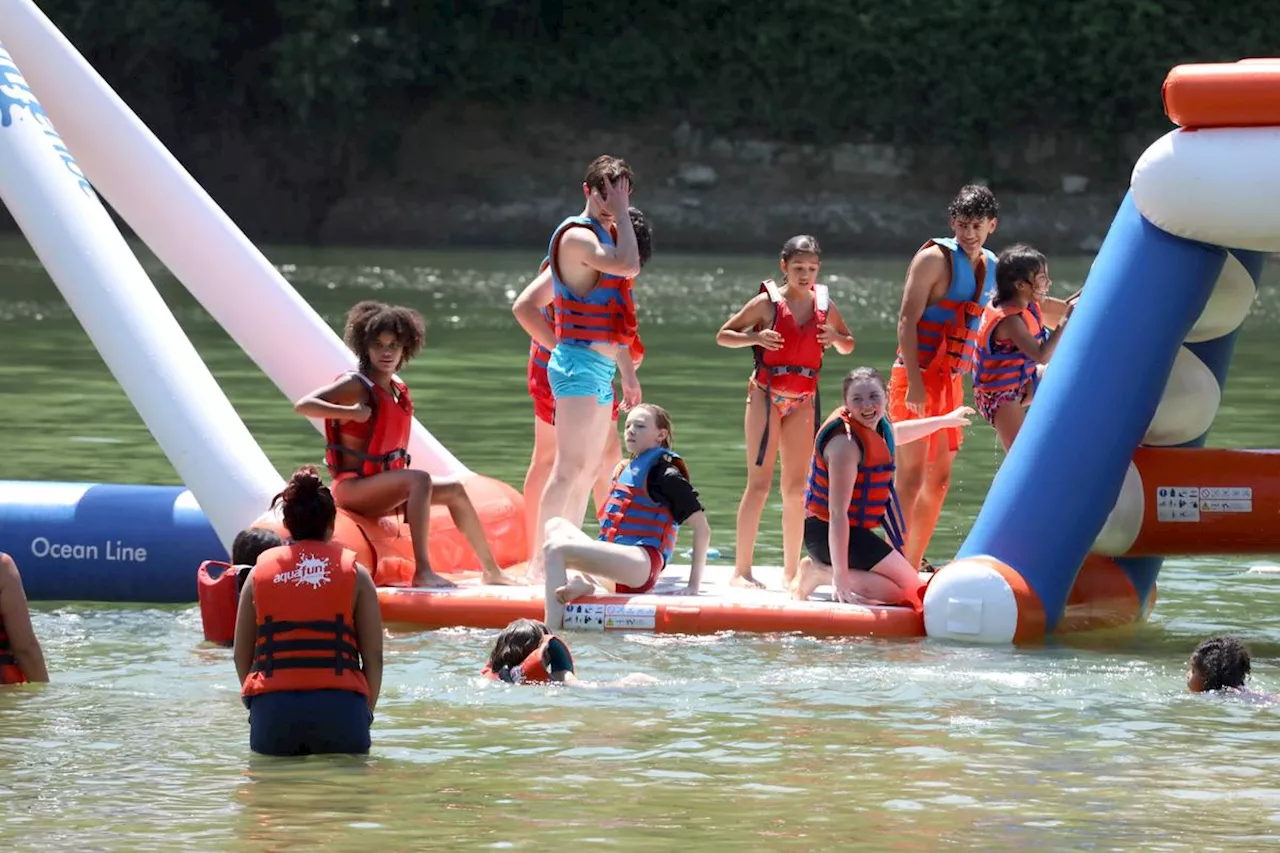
842;366;887;429
231;527;285;567
343;300;426;376
1188;635;1252;692
994;244;1050;308
623;403;674;455
488;618;552;672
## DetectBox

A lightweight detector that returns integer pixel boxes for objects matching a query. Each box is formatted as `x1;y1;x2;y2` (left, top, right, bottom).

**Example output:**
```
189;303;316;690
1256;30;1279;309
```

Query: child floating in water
1187;635;1273;699
483;619;655;688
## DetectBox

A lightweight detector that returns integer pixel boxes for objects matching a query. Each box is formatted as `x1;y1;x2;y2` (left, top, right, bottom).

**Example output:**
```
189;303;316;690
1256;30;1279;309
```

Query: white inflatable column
0;0;468;478
0;45;282;547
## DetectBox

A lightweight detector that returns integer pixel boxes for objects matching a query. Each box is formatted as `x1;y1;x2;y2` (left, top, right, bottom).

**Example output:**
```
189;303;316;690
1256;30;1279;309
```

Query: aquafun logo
0;44;95;199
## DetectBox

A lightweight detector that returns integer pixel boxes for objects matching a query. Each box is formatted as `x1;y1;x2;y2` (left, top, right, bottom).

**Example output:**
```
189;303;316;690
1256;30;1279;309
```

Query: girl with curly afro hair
294;301;515;588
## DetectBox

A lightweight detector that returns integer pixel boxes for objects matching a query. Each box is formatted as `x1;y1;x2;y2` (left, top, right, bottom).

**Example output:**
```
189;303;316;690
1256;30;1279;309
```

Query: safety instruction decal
1198;486;1252;514
561;603;657;631
1156;487;1200;522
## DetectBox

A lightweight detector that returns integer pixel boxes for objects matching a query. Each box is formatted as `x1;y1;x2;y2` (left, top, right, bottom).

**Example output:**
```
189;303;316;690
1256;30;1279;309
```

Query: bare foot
412;568;457;588
730;572;766;589
790;557;827;601
555;575;595;604
481;566;522;586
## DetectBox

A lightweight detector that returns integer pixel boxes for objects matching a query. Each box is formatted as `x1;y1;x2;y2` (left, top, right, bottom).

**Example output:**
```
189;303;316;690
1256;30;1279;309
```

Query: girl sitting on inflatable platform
294;301;512;588
792;367;973;609
484;618;655;687
971;245;1077;452
542;404;711;630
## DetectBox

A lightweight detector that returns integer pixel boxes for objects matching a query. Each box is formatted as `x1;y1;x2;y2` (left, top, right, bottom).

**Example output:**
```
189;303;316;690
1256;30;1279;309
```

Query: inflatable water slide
0;0;1277;642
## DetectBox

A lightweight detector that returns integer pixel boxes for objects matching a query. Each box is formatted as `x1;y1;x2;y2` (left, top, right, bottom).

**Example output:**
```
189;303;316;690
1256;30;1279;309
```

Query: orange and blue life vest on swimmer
241;542;370;699
751;279;830;465
973;300;1049;393
323;371;413;480
482;635;574;685
900;237;997;377
598;446;688;566
548;216;638;348
0;616;26;685
804;408;906;550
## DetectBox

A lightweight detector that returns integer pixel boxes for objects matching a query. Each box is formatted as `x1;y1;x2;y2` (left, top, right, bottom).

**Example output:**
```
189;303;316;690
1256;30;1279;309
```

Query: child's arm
715;294;778;349
677;510;711;595
353;566;384;712
1003;309;1072;365
650;467;708;595
616;348;641;410
891;408;975;446
232;579;258;687
294;374;371;423
512;267;557;352
559;213;640;278
822;437;861;600
819;301;856;355
0;556;48;682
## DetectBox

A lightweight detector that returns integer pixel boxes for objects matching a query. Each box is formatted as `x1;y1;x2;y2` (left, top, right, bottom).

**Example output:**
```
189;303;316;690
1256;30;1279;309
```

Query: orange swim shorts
888;363;966;459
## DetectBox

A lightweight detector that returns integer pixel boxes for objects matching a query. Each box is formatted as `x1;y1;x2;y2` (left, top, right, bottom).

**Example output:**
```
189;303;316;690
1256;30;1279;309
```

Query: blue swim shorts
547;344;616;406
247;689;372;757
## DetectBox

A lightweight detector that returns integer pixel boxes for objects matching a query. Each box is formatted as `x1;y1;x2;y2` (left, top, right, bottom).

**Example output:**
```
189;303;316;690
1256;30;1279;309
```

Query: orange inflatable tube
1123;447;1280;556
1163;60;1280;129
253;473;528;584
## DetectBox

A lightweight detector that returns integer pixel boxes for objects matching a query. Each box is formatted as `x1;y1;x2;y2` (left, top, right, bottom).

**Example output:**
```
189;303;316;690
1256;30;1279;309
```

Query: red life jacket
0;615;27;685
241;542;370;699
973;301;1048;393
482;635;574;684
803;408;906;549
751;279;829;465
598;447;688;566
197;559;241;646
901;237;997;376
548;216;637;348
323;372;412;479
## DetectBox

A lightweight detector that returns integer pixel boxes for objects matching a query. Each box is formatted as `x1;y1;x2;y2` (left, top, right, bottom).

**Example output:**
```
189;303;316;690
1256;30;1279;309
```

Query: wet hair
231;527;285;566
994;244;1048;306
1191;636;1252;691
271;465;337;542
842;366;887;398
629;206;653;268
488;619;551;671
584;155;634;196
342;300;426;374
781;235;821;262
631;403;674;449
948;184;999;221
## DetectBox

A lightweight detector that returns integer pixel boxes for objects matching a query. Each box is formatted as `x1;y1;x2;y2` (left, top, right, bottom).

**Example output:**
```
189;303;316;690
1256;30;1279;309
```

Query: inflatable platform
2;0;1280;643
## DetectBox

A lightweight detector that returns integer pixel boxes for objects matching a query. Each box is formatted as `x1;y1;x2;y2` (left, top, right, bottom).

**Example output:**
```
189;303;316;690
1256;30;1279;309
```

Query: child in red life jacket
514;207;653;561
792;367;974;609
715;235;856;591
542;404;712;630
294;301;515;588
483;619;656;688
972;245;1077;452
0;552;49;685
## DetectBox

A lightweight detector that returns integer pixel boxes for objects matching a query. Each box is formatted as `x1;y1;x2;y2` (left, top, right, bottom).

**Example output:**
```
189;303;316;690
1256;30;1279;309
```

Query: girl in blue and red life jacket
541;404;712;630
0;552;49;685
715;236;856;591
791;367;974;609
483;619;656;688
233;466;384;756
514;207;653;559
972;245;1076;452
294;301;512;588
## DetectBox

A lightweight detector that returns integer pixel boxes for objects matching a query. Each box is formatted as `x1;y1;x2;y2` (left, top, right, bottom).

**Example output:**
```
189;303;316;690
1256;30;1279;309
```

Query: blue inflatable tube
0;481;225;602
954;193;1227;631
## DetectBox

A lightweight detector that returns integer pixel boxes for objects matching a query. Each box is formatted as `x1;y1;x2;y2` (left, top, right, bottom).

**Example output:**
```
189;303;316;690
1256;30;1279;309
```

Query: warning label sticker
1199;486;1252;513
1156;486;1200;522
561;603;658;632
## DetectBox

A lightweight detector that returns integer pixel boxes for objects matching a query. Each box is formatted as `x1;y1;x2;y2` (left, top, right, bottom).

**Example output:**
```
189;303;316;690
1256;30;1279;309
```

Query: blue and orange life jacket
0;616;26;685
804;408;906;550
241;542;370;699
323;372;413;479
598;446;688;566
482;635;574;684
898;237;997;376
973;300;1048;393
548;216;637;348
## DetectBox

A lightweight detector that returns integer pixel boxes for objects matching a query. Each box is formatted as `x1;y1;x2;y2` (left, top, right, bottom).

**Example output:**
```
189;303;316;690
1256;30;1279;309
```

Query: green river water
1;235;1279;852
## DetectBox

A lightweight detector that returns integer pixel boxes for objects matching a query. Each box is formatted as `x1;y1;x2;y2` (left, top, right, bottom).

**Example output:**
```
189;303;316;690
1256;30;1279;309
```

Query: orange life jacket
0;616;26;685
973;300;1048;393
197;559;241;646
241;542;370;698
803;408;905;549
598;447;688;566
751;279;829;465
323;372;412;479
900;237;997;376
482;635;574;684
549;216;637;348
